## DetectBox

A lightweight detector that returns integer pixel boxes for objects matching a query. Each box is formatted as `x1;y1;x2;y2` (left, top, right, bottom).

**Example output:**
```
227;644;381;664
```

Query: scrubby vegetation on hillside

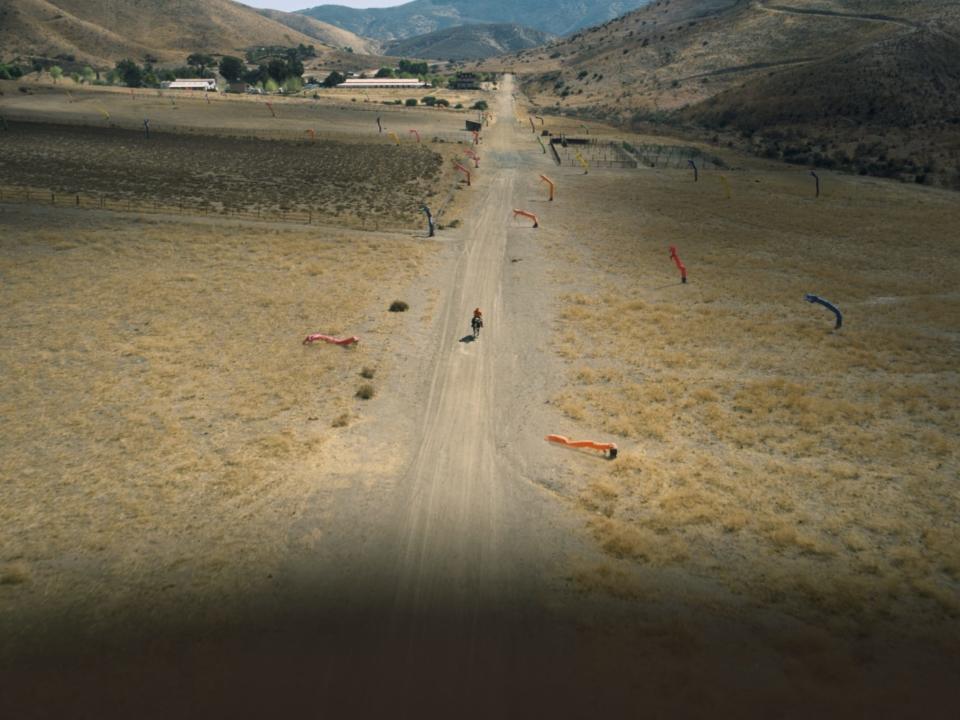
505;0;960;188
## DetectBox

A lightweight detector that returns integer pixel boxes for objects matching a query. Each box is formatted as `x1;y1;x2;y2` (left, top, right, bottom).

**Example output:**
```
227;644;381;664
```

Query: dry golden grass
0;208;434;623
545;164;960;630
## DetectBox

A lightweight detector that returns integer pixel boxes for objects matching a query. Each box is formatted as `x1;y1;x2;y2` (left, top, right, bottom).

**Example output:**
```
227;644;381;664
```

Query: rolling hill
299;0;649;41
0;0;365;68
383;23;554;61
255;8;376;55
500;0;960;188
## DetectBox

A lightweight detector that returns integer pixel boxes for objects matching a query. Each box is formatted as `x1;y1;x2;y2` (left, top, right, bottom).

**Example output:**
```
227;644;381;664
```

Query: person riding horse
472;308;483;337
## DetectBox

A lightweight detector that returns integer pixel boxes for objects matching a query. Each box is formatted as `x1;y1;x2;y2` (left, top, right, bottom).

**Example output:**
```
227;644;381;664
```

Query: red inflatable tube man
669;245;687;284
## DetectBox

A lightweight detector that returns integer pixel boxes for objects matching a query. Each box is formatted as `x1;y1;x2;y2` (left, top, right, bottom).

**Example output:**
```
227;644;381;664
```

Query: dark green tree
375;67;394;78
242;65;267;85
322;71;345;88
115;59;143;88
267;59;288;82
219;56;244;83
398;59;428;76
186;53;215;76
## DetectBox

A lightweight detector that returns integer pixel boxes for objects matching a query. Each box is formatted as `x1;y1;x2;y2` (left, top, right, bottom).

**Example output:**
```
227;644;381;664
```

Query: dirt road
278;75;599;712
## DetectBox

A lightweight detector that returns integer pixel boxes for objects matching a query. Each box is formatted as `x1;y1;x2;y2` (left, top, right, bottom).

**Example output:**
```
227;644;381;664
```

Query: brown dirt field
0;80;491;142
0;121;443;224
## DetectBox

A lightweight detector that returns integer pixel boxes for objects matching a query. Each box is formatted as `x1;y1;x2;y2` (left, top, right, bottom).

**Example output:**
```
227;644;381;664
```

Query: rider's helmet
473;307;482;318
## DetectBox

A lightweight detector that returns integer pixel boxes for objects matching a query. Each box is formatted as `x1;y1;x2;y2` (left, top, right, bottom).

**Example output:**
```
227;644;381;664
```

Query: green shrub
405;98;418;106
356;384;375;400
360;367;376;379
389;300;409;312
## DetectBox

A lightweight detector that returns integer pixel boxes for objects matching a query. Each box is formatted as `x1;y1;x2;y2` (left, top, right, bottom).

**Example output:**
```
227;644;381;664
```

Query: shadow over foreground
2;574;958;718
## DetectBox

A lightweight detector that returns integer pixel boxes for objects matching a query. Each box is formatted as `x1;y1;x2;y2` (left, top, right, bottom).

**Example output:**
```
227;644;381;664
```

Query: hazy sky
240;0;409;10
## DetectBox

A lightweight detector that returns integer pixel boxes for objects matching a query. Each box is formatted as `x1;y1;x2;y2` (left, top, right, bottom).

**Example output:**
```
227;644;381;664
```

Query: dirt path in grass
282;73;594;683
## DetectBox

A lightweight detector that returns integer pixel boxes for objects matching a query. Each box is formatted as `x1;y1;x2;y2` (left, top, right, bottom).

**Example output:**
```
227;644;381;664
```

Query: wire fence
0;184;433;235
623;143;726;170
553;139;639;169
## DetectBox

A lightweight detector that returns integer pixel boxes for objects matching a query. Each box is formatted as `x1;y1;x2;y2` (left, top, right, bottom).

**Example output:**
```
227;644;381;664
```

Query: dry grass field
0;207;435;649
539;163;959;637
1;75;957;714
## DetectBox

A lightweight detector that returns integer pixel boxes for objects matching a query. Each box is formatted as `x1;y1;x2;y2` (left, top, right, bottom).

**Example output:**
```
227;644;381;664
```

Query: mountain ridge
255;8;376;55
299;0;650;41
383;23;554;61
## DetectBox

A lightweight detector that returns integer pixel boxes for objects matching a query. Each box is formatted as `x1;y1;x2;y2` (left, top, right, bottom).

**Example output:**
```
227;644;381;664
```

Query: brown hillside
0;0;356;68
493;0;960;187
682;24;960;186
256;9;377;56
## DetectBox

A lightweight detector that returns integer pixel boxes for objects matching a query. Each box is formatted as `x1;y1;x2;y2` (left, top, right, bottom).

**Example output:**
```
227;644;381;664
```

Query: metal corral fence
551;138;638;169
623;142;725;170
547;137;725;171
0;184;420;234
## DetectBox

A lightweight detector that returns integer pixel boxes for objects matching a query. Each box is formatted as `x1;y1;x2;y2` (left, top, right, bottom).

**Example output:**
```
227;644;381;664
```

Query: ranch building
161;79;217;91
335;78;431;89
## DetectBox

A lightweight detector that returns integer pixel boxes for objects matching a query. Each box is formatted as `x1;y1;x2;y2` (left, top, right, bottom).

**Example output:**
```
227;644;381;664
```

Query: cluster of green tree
372;59;431;80
0;63;25;80
106;52;228;87
398;59;428;76
245;44;316;65
322;71;346;87
236;48;305;89
381;98;465;109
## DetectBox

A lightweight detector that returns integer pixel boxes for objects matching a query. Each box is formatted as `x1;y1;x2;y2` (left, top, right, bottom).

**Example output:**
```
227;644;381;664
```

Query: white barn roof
336;78;429;89
166;79;216;90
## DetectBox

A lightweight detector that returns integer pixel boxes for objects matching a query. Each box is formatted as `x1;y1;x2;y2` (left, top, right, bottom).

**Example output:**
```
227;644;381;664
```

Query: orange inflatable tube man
545;434;618;459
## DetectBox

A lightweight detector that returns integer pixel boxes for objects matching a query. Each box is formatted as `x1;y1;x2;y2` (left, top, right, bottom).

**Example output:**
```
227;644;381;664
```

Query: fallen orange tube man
303;333;359;346
513;209;539;228
545;435;618;458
